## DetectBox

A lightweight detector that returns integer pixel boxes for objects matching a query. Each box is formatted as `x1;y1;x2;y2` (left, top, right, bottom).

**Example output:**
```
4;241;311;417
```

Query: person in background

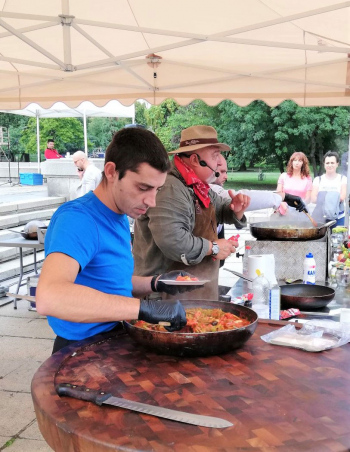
72;150;103;198
36;128;197;354
311;151;347;229
44;139;63;159
276;152;312;215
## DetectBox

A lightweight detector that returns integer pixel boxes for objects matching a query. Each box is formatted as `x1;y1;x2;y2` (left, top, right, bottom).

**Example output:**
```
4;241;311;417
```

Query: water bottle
303;253;316;285
242;246;251;278
252;270;270;318
269;284;281;320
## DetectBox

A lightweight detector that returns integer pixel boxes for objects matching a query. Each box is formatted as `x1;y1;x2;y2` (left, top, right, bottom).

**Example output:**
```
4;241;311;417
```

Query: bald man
72;150;102;198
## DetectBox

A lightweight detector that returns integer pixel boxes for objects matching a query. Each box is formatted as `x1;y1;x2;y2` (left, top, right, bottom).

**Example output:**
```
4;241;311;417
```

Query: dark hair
103;128;170;181
324;151;340;163
286;151;310;178
47;139;54;143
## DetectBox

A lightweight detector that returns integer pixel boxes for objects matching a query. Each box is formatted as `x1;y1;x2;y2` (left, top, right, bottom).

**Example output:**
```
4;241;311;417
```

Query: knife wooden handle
56;383;111;406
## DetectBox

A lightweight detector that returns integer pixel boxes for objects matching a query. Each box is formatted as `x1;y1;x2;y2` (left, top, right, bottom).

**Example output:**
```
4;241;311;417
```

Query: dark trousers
218;224;225;268
52;323;123;354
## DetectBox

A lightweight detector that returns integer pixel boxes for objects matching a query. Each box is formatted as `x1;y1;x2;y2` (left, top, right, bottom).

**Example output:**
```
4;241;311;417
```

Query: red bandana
174;155;211;208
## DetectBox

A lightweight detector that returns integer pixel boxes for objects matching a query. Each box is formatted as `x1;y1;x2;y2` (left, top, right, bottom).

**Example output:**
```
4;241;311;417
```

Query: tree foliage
1;100;349;172
20;117;85;157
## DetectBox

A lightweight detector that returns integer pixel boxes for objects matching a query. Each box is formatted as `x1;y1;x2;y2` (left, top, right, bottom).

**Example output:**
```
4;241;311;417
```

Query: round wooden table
32;324;350;451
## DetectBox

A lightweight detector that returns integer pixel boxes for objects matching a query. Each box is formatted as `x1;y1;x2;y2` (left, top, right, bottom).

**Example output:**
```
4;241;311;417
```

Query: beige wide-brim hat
168;125;230;154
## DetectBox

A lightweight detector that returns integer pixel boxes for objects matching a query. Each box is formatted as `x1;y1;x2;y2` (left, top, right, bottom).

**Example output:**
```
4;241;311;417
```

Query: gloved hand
284;193;308;213
155;270;198;295
139;299;187;332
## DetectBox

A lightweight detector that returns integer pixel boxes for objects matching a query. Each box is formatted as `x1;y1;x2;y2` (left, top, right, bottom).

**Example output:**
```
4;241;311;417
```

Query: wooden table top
32;324;350;452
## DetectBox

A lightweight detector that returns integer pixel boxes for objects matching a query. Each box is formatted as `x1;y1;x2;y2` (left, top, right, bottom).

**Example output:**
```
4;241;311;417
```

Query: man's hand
139;299;187;331
284;193;307;213
228;190;250;219
156;270;198;295
214;238;237;260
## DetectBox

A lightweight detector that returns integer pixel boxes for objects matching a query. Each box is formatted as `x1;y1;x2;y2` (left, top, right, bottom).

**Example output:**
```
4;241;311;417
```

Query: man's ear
104;162;117;181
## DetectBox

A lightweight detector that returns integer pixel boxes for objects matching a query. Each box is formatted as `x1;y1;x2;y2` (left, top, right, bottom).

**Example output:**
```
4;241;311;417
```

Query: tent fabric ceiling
0;0;350;108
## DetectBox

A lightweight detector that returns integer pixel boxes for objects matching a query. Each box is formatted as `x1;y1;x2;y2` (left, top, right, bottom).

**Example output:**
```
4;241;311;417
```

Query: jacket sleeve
209;189;247;229
147;180;209;265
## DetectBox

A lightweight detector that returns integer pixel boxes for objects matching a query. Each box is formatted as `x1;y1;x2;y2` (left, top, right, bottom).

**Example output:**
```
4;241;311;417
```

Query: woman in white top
311;151;347;228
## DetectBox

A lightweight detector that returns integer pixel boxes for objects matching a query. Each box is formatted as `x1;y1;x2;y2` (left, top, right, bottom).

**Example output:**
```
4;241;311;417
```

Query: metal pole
346;132;350;229
36;113;40;173
83;112;88;155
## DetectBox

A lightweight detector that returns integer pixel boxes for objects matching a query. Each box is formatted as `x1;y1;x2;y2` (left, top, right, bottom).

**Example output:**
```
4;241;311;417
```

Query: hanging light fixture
146;53;162;80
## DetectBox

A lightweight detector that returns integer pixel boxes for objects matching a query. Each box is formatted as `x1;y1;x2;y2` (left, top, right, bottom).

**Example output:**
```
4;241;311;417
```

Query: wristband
151;274;159;292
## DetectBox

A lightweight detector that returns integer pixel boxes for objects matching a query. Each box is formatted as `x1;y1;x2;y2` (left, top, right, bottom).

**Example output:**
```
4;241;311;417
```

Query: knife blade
56;383;233;429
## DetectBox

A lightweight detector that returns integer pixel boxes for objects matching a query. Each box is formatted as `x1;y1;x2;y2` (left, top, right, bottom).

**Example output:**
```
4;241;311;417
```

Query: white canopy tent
1;100;135;171
0;1;349;108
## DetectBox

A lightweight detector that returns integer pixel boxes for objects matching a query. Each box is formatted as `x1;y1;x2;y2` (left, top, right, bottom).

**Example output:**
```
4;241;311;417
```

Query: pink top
278;173;312;199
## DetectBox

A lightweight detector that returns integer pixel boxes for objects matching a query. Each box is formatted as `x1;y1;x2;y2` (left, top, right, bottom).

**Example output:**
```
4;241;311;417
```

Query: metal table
0;236;44;308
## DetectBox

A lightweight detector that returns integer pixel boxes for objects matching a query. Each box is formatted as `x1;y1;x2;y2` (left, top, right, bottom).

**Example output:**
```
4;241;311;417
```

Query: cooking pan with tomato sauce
123;300;258;357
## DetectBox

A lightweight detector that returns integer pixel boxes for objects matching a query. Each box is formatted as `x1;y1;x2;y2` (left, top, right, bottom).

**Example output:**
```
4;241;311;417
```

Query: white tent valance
0;100;135;170
0;1;349;108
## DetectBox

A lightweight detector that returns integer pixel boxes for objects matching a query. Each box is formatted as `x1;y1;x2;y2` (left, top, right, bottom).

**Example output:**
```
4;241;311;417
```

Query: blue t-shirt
45;191;134;340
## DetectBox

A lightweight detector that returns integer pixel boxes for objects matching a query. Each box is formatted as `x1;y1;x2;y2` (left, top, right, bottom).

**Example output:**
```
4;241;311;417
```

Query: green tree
134;101;148;126
20;117;85;158
0;113;29;158
217;100;275;171
272;101;350;175
87;117;131;151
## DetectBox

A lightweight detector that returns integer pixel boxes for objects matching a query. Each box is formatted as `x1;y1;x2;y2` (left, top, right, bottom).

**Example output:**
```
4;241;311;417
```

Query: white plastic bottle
242;246;251;278
269;284;281;320
303;253;316;285
252;271;270;318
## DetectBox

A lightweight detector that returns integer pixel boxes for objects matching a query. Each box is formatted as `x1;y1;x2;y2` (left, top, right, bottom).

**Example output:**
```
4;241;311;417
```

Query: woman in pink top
276;152;312;215
277;152;312;200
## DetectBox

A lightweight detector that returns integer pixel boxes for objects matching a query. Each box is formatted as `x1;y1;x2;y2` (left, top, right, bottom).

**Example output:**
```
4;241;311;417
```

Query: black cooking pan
123;300;258;357
280;284;335;309
250;220;335;241
224;269;335;310
8;229;38;240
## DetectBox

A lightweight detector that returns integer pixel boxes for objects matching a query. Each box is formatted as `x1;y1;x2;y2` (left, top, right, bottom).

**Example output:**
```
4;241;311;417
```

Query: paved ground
0;183;263;451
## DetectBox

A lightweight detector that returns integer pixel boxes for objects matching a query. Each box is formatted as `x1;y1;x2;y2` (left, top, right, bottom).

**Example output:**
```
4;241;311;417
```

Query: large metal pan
250;220;335;241
123;300;258;357
224;270;335;310
280;284;335;310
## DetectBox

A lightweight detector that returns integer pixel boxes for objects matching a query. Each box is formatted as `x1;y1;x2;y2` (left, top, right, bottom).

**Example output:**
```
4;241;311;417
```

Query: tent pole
36;113;40;173
346;128;350;229
83;112;88;155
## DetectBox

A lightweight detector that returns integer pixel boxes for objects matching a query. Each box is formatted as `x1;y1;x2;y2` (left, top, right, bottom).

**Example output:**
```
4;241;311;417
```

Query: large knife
56;383;233;429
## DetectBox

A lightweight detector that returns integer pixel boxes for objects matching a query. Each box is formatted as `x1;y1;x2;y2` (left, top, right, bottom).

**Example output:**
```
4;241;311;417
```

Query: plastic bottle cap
306;253;314;258
245;246;251;250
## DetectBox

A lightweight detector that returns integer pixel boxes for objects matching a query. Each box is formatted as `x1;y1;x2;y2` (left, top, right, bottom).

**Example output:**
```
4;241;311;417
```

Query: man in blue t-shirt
36;128;194;354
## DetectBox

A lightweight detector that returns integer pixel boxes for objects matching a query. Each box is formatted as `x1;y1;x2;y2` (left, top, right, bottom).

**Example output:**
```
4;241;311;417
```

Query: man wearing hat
133;125;250;300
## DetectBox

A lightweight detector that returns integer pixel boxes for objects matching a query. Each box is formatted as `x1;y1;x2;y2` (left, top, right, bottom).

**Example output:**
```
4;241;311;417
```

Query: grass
225;170;280;191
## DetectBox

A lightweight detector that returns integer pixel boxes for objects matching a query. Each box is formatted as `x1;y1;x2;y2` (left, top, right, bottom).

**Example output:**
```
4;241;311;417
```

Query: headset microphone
198;159;220;178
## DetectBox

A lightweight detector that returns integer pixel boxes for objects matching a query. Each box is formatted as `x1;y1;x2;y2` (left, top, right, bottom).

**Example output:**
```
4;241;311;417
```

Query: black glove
155;270;198;295
139;299;187;332
284;193;308;213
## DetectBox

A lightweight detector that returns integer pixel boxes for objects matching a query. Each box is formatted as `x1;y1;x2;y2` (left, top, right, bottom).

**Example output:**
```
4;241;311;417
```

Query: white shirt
76;163;102;198
209;185;283;211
